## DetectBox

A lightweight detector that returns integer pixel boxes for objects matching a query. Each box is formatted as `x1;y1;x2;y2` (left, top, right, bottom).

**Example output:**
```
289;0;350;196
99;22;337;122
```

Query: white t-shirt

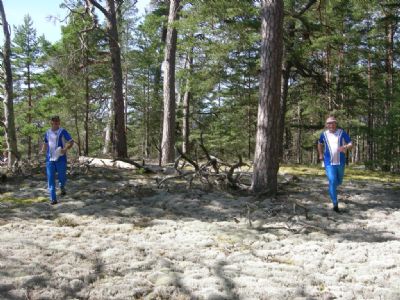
48;129;62;161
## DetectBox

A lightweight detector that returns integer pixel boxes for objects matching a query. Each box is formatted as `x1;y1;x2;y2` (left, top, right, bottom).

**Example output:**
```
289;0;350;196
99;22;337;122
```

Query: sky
1;0;150;43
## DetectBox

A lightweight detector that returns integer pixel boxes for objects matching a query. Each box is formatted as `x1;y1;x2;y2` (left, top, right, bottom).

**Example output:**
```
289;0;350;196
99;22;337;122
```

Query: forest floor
0;163;399;300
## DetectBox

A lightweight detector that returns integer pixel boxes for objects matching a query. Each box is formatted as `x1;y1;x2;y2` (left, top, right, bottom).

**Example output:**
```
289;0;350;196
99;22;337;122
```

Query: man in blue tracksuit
41;116;74;205
317;116;352;213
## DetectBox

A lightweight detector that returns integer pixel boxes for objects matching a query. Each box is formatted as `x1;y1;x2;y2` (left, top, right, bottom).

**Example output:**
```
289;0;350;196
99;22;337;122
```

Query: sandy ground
0;167;399;300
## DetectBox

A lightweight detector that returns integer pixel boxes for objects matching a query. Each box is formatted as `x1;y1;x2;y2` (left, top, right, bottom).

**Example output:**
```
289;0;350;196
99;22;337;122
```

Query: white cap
326;116;337;123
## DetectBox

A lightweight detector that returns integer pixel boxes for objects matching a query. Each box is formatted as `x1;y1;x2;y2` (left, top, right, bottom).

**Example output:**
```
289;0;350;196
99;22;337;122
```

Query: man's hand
61;140;74;155
338;144;351;153
40;144;48;155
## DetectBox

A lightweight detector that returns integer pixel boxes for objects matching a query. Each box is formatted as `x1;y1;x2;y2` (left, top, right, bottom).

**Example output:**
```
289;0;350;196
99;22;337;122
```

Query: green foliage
4;0;400;172
11;14;46;156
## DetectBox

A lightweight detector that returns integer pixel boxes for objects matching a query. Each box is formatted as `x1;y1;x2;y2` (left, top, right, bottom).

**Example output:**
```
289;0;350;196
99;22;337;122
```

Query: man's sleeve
44;132;48;143
318;133;324;144
62;129;73;142
343;131;351;144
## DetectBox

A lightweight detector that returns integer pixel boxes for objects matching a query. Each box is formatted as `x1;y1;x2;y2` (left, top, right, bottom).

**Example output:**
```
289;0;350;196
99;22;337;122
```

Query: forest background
1;0;400;174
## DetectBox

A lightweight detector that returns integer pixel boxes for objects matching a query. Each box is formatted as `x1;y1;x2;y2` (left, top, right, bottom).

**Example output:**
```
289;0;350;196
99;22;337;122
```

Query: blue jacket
318;128;351;166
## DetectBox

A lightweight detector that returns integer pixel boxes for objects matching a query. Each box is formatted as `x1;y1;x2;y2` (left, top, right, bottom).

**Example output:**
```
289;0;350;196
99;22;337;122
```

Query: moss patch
0;194;48;205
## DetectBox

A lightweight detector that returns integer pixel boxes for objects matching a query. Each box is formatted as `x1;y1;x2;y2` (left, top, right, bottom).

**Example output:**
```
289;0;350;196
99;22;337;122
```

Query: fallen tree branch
226;155;248;188
78;156;154;173
199;132;219;174
175;147;199;171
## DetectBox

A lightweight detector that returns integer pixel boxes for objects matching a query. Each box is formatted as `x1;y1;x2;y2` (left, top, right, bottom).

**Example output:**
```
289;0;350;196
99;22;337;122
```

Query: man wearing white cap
41;116;74;205
317;116;352;212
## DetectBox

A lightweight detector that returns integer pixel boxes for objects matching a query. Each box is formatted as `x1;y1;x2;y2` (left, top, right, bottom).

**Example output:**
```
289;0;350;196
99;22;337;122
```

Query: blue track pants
46;160;67;201
325;164;345;206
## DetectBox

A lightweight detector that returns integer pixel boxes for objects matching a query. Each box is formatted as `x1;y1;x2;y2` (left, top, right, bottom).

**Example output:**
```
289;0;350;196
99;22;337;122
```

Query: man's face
326;121;337;132
51;119;60;129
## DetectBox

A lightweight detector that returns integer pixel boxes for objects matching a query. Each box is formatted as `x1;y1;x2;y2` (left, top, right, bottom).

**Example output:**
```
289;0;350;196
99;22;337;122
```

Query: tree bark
251;0;284;194
0;0;19;167
161;0;180;165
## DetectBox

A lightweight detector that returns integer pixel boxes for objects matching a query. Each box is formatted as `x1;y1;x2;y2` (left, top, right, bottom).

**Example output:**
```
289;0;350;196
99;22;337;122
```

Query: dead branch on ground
157;137;250;191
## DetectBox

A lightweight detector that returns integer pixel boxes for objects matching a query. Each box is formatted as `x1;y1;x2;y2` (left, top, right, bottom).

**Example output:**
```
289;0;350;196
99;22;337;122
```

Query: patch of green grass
0;194;48;205
345;168;400;183
279;164;400;183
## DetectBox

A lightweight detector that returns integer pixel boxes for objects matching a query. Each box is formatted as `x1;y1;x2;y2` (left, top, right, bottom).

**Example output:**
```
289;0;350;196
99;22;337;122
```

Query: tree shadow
264;177;400;243
1;169;399;246
0;241;108;300
1;168;399;299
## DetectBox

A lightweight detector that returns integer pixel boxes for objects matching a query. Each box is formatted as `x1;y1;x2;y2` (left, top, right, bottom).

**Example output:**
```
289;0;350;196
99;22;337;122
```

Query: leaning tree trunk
161;0;180;165
251;0;284;194
0;0;19;168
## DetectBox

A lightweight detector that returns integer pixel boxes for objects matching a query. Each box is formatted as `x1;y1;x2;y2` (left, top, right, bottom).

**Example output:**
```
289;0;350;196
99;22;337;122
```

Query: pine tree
251;0;284;194
12;15;43;159
161;0;180;164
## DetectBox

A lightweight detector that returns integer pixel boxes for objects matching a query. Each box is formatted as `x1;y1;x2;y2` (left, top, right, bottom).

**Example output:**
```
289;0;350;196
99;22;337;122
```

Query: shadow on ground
1;167;399;245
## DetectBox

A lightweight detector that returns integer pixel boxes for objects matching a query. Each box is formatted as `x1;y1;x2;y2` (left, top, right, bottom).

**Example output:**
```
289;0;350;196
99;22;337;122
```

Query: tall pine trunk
106;0;127;158
161;0;180;164
0;0;19;168
251;0;284;194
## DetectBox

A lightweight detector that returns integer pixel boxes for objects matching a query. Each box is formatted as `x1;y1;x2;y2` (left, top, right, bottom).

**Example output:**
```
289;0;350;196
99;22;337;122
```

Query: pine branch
294;0;317;17
85;0;110;21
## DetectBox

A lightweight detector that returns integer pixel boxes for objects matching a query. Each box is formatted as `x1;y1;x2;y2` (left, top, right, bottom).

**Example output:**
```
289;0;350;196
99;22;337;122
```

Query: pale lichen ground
0;168;399;299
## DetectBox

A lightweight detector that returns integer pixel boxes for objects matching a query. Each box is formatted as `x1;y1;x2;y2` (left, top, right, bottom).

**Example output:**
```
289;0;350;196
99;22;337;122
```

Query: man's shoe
333;205;339;213
60;187;66;196
50;200;58;205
